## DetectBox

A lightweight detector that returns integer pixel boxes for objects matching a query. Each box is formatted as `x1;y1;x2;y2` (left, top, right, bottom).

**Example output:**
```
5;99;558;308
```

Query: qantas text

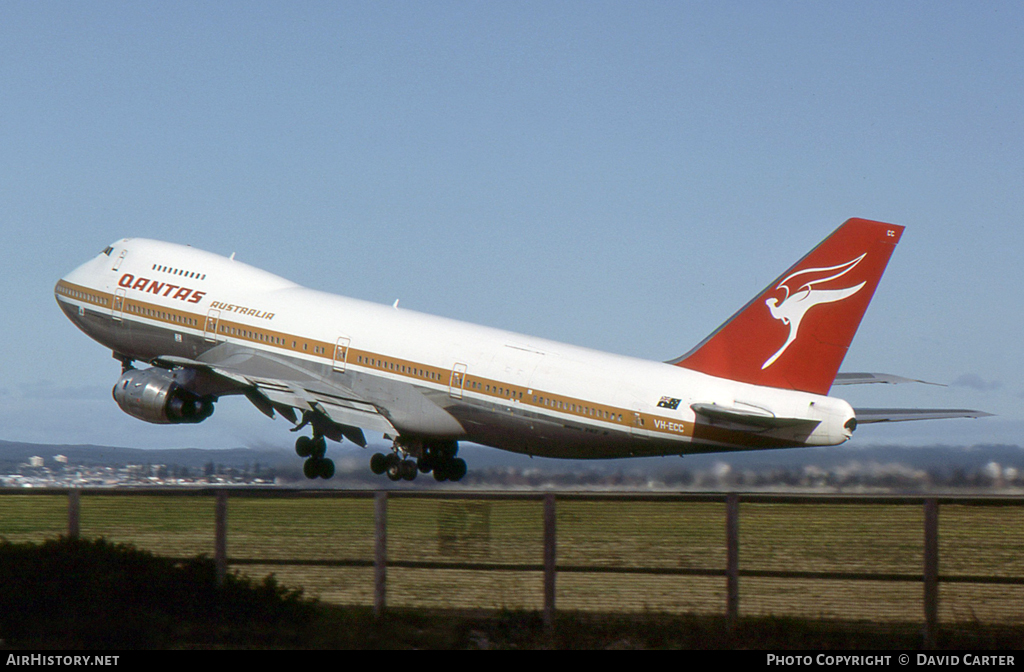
118;274;205;304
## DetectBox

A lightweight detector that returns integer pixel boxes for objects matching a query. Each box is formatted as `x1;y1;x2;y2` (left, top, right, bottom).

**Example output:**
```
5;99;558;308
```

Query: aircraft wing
154;348;397;446
853;408;994;424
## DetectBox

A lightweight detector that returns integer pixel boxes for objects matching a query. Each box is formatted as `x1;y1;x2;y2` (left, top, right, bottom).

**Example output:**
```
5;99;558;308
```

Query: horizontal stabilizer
854;408;994;424
834;372;943;386
691;403;821;430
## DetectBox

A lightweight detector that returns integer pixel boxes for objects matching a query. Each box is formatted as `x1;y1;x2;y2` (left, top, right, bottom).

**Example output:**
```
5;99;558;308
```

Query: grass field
2;490;1022;625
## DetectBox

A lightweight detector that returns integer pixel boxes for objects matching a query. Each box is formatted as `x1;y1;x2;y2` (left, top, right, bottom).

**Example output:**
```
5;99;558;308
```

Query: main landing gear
369;439;467;482
294;432;333;479
294;433;335;480
291;410;338;480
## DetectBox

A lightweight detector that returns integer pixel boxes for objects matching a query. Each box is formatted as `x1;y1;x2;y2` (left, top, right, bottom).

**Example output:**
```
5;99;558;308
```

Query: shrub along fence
2;488;1021;644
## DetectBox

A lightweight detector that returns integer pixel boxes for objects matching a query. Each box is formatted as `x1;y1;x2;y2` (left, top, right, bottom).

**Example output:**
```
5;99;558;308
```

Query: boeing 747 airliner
55;218;987;481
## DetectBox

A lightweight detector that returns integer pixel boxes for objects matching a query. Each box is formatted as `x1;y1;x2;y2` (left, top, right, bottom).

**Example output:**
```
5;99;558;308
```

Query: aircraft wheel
400;460;417;481
311;436;327;459
432;461;449;482
295;436;313;458
370;453;387;475
319;458;335;479
418;453;436;473
303;457;321;479
448;458;467;482
384;453;403;481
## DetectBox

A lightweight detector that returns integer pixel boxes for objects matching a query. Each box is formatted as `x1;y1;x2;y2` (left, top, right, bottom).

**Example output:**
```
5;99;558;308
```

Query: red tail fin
673;218;904;395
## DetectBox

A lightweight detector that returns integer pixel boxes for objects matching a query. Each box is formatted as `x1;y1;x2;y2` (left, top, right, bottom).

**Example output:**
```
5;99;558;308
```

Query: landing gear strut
114;353;134;374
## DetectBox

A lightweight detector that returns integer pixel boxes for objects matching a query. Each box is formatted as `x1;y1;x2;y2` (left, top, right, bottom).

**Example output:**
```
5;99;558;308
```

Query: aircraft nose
55;246;121;321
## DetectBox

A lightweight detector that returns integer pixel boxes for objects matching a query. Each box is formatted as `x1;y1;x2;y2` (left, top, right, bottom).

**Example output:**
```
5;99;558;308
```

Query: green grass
739;502;925;574
80;495;217;557
556;500;727;569
227;497;377;561
0;495;67;541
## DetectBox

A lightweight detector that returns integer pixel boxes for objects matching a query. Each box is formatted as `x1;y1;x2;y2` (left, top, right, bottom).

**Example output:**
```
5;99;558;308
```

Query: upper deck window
152;263;207;281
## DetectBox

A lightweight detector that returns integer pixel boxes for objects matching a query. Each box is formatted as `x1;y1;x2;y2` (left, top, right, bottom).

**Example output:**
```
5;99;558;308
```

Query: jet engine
112;368;215;424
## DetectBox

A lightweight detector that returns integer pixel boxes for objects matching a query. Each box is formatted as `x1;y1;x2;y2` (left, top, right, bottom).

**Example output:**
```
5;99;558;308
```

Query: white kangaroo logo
762;254;867;369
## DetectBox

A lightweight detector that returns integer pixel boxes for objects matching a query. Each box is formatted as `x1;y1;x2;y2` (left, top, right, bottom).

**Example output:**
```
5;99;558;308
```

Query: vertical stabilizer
673;218;904;395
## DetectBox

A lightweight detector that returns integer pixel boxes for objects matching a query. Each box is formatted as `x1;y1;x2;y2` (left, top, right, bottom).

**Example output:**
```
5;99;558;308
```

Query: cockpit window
102;246;114;256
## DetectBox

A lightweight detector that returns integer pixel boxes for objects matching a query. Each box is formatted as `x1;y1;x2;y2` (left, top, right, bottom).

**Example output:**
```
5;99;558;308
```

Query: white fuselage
56;238;855;459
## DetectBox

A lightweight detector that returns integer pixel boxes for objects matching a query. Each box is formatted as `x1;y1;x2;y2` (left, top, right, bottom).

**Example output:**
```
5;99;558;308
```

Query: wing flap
246;379;314;412
312;400;396;436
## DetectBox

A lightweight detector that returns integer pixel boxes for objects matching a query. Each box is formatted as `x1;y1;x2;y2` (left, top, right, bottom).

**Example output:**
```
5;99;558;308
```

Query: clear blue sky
1;2;1021;453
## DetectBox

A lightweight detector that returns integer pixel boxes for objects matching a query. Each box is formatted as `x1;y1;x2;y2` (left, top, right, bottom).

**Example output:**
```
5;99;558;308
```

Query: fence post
374;491;388;618
923;498;939;648
215;490;228;586
726;493;739;629
543;493;557;631
67;489;80;540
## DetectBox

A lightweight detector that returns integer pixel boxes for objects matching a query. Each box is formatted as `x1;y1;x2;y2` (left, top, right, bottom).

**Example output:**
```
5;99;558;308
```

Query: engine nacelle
113;368;215;424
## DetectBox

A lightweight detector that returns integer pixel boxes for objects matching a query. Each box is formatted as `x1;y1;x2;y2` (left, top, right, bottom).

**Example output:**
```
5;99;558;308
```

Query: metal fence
2;488;1022;640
